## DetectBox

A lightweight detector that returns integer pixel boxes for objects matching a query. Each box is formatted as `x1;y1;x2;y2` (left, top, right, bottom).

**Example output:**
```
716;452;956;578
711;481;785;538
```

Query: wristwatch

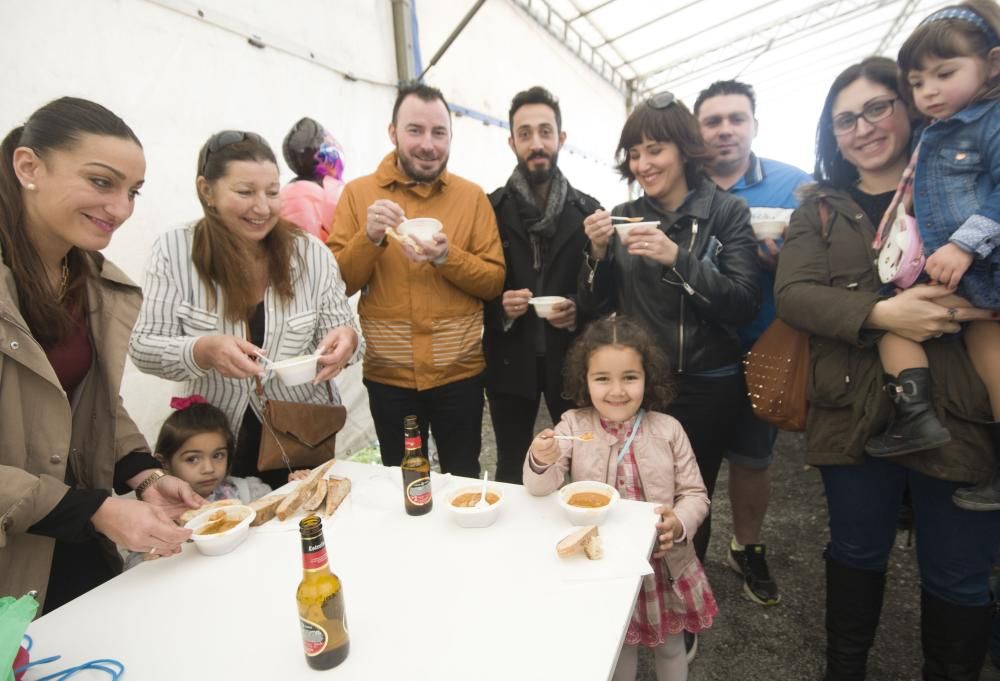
135;469;167;501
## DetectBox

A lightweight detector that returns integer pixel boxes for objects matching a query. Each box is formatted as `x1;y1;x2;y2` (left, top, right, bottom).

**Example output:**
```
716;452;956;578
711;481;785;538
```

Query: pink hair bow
170;394;209;411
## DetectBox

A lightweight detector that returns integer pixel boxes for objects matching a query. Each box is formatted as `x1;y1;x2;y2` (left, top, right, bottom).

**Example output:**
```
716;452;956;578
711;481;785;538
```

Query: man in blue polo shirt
695;80;811;608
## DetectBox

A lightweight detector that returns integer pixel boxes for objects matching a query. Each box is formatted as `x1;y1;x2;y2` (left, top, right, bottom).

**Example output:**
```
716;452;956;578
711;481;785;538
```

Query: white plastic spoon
475;470;490;510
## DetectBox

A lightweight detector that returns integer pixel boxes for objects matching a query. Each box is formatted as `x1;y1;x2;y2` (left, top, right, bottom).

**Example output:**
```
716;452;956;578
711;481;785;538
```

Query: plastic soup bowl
397;218;443;242
557;480;619;526
185;505;256;556
529;296;567;319
271;354;320;386
446;484;505;528
750;220;786;240
614;221;660;240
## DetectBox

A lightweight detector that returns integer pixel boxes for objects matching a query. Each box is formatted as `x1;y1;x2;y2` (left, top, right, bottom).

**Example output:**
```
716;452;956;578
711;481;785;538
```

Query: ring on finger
149;547;157;556
642;241;649;249
947;306;958;322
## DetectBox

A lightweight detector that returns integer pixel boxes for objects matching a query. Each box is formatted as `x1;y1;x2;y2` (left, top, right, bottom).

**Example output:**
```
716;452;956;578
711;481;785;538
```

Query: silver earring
26;182;37;191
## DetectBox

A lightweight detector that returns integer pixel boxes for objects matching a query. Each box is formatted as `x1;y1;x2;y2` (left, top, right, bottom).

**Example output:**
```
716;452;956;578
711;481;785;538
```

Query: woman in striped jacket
130;130;362;489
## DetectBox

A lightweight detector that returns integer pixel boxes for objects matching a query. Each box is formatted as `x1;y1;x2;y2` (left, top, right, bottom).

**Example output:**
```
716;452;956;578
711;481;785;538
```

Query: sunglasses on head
199;130;265;174
646;92;677;110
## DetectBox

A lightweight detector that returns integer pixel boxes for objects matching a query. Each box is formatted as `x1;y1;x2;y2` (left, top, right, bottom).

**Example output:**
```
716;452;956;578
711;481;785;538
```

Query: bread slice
249;493;287;527
583;533;603;560
276;459;337;521
323;477;351;517
557;525;600;558
301;479;329;512
179;499;240;525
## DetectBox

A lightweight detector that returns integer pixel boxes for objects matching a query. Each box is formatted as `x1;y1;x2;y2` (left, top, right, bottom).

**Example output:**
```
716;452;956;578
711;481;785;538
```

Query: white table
26;461;657;681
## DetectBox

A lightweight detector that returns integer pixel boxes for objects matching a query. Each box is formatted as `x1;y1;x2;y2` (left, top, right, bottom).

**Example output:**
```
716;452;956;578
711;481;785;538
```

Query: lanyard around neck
615;408;645;466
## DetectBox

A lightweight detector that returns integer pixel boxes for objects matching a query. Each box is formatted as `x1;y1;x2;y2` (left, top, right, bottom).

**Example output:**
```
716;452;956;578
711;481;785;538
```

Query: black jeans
666;372;746;562
365;374;484;479
488;357;574;484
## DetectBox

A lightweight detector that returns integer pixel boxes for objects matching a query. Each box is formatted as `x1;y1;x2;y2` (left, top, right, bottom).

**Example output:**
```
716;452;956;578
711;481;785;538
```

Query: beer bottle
296;515;349;670
401;414;433;516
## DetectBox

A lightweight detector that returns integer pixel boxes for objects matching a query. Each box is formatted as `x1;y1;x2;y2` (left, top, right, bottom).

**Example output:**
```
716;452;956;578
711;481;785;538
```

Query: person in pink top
524;315;716;681
279;117;345;242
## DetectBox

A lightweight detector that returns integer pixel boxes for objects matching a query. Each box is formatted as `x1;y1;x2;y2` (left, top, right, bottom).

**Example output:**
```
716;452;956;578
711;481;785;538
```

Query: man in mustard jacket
328;83;504;478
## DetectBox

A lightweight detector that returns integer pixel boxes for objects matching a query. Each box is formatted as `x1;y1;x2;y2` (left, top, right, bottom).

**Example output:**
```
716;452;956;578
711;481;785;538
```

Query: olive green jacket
774;184;991;481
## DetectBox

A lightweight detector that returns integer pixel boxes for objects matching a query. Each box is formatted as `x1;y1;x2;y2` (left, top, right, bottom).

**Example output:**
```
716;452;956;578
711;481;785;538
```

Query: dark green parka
775;184;992;482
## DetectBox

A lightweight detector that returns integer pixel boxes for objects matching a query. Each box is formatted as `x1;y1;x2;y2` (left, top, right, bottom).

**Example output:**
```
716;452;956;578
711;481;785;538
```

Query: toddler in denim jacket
867;1;1000;511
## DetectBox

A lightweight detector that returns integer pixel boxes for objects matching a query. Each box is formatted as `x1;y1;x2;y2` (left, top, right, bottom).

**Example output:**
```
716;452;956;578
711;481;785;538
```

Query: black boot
866;368;952;458
921;589;991;680
953;422;1000;511
825;552;886;681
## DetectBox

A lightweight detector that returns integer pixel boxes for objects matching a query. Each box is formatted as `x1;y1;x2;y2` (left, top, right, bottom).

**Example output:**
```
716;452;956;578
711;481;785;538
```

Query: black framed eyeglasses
646;91;677;110
199;130;265;174
832;98;898;135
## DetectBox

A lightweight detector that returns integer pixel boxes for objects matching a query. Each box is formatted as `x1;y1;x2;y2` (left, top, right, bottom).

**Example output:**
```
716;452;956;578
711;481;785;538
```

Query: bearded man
483;86;600;484
328;82;504;478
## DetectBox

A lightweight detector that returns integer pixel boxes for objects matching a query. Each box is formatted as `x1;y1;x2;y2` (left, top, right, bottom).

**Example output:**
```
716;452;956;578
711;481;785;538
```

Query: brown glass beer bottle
401;415;433;516
297;515;349;670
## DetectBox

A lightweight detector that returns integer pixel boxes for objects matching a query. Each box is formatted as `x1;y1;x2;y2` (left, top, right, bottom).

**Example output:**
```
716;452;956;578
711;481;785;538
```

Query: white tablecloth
26;461;658;681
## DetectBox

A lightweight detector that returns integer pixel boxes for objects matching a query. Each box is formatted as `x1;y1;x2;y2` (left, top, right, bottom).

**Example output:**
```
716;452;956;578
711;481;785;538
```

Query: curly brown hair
562;315;675;412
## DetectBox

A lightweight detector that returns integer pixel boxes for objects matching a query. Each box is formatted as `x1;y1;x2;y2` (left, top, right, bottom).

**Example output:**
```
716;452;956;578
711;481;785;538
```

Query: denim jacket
913;98;1000;259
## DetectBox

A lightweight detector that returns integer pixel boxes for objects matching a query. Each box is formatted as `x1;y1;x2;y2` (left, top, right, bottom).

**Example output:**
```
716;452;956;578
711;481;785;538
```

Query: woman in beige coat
0;97;201;613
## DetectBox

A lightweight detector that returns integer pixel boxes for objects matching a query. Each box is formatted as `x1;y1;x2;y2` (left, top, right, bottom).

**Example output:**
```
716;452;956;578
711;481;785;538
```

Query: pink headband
170;394;208;411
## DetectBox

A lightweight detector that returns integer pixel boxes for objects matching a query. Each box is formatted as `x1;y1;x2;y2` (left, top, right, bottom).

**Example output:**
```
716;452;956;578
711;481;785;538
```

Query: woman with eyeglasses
578;93;758;670
0;98;203;614
130;130;362;489
775;56;999;679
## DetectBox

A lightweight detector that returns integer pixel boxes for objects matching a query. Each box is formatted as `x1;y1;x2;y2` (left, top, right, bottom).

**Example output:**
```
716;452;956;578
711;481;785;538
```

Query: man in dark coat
484;86;600;484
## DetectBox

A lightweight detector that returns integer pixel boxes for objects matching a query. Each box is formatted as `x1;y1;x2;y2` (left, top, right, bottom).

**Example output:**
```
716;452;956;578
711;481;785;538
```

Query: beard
397;145;449;183
517;149;560;186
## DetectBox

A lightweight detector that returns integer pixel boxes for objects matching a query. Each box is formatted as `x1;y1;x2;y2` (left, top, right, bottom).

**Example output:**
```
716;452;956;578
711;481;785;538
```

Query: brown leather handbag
743;319;809;432
254;375;347;472
742;200;831;433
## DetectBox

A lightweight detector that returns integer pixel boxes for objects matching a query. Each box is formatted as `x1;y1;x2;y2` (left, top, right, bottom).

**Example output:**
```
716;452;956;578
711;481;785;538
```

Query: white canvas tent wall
0;0;627;453
0;0;962;452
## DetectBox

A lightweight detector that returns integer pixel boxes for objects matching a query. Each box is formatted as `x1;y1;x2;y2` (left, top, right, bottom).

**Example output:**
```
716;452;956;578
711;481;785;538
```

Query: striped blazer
129;226;363;434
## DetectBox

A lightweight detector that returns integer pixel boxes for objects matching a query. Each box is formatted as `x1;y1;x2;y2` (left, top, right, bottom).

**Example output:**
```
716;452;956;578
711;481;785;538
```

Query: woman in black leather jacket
578;92;759;562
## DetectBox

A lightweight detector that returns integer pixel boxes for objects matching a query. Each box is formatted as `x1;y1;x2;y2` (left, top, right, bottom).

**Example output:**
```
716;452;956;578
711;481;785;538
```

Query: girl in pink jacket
525;315;716;681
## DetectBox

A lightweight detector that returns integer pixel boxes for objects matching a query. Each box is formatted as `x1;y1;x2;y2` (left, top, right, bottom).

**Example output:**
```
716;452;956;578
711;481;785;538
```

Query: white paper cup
529;296;567;319
397;218;443;241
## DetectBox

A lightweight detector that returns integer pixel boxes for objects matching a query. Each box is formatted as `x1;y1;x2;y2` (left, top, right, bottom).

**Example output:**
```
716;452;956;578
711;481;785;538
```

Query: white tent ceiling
507;0;953;171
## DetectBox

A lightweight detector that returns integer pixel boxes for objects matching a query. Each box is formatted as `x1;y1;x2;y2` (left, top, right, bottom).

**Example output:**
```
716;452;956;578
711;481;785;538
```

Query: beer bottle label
300;617;328;656
405;476;432;506
301;536;329;571
404;435;422;450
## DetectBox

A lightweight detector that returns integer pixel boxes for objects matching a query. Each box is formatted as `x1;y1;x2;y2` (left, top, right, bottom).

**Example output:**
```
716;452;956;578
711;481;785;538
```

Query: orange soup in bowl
451;492;500;508
567;492;611;508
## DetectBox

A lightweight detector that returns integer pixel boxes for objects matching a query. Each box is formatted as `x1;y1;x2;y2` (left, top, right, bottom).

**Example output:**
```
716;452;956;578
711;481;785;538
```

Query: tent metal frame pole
417;0;489;81
391;0;418;84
